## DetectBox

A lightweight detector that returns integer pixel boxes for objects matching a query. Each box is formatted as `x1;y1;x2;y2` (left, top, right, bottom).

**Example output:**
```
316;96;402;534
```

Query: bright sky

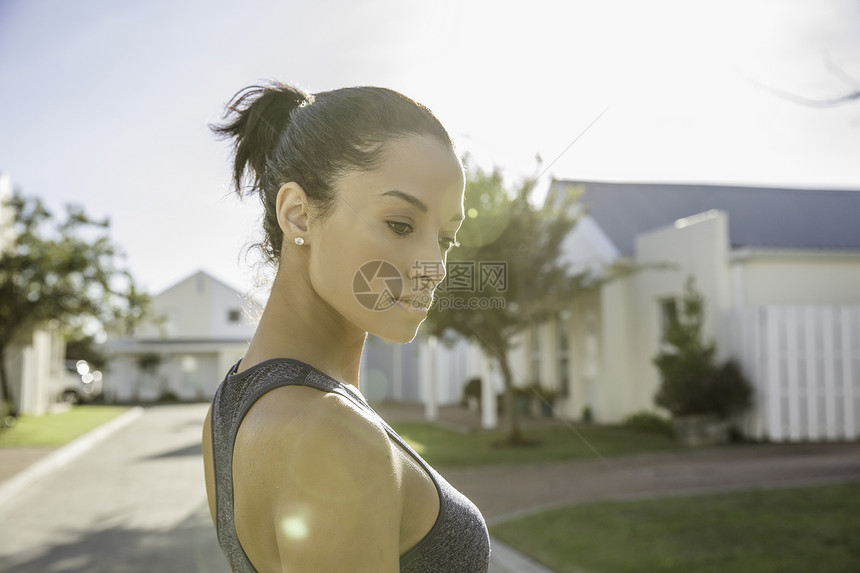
2;0;859;296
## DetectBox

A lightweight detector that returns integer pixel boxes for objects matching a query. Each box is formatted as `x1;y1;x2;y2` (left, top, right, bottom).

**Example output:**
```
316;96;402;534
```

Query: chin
372;322;423;344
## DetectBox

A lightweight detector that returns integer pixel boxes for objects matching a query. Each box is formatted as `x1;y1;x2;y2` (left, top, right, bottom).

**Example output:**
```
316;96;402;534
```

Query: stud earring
294;237;305;246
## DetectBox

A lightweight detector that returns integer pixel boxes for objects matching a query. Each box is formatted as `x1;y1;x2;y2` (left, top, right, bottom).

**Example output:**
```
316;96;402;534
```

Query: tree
748;50;860;109
653;277;752;420
0;191;151;416
422;161;583;444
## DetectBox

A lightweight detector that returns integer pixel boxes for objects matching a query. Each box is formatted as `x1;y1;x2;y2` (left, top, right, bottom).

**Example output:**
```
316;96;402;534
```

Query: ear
275;182;310;240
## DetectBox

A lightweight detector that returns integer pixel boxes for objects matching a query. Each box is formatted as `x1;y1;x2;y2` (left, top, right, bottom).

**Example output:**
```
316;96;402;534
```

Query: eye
387;221;413;237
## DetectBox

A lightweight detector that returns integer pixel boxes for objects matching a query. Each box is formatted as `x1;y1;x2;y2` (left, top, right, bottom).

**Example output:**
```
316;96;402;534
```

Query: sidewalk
0;447;54;484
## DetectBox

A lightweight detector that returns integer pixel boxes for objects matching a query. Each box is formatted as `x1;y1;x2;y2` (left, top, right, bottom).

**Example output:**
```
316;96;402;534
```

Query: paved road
0;404;226;573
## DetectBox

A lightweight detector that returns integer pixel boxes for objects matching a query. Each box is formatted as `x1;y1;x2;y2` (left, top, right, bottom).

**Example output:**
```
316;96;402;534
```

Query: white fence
721;306;860;442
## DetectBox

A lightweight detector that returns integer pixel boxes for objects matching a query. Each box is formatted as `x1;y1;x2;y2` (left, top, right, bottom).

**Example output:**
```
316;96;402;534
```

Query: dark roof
550;180;860;256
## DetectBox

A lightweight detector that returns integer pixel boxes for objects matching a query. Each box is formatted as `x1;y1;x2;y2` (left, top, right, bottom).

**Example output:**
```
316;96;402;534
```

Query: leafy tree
653;277;752;420
0;191;151;416
423;161;583;444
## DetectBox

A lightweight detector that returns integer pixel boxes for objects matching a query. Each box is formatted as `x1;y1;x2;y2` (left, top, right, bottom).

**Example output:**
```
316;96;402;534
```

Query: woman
201;82;490;573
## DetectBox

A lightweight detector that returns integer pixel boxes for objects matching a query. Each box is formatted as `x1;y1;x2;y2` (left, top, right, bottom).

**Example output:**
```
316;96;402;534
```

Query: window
658;298;678;342
227;308;241;323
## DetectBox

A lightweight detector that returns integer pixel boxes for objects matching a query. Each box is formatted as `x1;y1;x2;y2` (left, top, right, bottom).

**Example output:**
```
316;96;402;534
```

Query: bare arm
202;406;217;527
234;389;403;573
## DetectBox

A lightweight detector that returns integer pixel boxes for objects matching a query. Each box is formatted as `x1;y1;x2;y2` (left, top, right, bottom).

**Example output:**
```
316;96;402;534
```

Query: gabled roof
550;180;860;256
157;269;243;298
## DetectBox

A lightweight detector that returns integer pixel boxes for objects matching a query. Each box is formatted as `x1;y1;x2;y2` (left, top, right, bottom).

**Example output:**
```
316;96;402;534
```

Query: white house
528;180;860;441
104;270;259;402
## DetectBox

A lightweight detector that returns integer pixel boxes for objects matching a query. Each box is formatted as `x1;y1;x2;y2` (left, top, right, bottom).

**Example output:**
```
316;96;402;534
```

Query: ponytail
211;82;312;198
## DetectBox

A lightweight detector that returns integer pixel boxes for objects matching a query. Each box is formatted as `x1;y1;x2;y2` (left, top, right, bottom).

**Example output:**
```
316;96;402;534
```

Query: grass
0;405;129;447
490;482;860;573
389;421;685;468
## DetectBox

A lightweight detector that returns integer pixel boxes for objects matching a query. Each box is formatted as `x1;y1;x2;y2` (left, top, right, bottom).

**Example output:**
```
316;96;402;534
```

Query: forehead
337;135;465;214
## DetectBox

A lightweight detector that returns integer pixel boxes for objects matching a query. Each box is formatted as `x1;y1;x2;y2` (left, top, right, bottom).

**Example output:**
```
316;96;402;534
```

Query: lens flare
75;360;89;375
280;514;309;540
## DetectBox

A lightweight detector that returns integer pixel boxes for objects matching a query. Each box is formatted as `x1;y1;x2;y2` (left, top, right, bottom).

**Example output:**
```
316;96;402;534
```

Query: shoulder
233;386;403;570
236;384;396;479
233;382;402;505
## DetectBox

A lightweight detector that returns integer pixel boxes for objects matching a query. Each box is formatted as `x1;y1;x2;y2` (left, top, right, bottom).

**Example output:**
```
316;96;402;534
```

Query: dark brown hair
212;82;456;264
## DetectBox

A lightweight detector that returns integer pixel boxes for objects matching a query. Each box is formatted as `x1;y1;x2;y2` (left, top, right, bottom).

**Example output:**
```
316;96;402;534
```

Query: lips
398;294;432;310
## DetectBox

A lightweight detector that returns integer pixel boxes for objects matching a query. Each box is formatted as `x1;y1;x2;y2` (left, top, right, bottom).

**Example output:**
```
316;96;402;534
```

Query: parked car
62;359;104;404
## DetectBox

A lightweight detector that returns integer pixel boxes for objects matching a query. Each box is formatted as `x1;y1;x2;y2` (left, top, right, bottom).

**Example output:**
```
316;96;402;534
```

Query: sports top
210;358;491;572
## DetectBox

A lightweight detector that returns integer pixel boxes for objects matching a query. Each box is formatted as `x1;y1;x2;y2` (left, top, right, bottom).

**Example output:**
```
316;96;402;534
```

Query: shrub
158;390;179;403
622;411;673;436
581;405;594;424
653;277;753;420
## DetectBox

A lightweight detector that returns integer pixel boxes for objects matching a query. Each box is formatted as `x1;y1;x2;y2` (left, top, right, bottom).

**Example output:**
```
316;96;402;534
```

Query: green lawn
390;421;684;468
0;405;129;447
491;482;860;573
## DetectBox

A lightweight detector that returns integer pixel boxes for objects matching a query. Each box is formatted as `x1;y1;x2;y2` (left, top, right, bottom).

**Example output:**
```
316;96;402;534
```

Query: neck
239;267;367;389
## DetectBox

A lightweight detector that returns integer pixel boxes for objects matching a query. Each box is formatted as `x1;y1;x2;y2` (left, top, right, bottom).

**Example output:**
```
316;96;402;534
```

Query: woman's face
307;135;465;343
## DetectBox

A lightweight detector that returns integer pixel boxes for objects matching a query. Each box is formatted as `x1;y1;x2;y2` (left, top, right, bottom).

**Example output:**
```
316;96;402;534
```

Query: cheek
310;236;359;303
308;223;388;315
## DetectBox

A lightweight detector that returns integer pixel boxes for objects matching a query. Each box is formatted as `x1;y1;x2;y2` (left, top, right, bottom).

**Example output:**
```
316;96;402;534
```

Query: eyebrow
381;190;464;222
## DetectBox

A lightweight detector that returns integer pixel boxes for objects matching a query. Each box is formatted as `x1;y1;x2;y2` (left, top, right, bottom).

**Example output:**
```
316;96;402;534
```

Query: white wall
737;251;860;306
634;210;733;339
7;325;65;415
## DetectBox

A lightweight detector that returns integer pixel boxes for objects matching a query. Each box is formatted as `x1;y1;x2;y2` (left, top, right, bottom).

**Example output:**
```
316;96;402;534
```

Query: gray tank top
210;358;491;572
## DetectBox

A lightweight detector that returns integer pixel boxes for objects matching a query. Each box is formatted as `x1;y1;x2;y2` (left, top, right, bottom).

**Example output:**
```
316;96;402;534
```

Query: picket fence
721;306;860;442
